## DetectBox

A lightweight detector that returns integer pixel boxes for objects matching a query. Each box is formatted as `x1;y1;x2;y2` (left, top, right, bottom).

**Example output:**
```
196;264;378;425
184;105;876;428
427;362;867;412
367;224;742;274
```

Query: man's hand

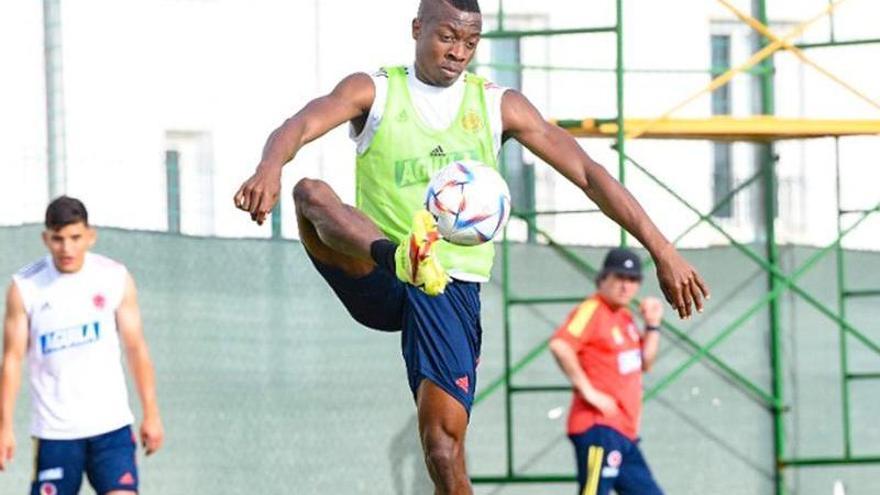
639;297;664;328
583;388;621;417
654;243;710;319
0;427;15;470
234;164;282;225
140;415;164;456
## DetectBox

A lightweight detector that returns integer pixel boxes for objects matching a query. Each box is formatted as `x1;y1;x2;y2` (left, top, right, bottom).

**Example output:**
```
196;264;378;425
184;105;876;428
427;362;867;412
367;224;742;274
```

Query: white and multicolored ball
424;160;511;246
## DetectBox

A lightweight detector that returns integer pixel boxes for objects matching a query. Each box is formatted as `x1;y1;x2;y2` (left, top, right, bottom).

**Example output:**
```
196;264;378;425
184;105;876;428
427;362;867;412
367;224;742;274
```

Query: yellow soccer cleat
395;210;449;296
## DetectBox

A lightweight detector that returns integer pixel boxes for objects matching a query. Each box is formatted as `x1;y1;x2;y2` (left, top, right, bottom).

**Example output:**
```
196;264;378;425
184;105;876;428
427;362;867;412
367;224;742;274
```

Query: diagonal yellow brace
624;0;847;141
718;0;880;113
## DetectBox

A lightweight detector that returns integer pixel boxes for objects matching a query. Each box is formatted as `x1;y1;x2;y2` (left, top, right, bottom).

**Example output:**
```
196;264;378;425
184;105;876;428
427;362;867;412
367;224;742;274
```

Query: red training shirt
552;293;645;440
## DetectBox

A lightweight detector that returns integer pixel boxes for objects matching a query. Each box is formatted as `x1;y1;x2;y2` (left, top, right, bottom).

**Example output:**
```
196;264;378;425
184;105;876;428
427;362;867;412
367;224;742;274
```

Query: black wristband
645;325;661;332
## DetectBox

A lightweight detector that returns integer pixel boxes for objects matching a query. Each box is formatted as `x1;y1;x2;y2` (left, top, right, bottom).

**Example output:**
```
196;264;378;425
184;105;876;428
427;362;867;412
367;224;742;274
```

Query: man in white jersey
0;196;163;495
234;1;709;493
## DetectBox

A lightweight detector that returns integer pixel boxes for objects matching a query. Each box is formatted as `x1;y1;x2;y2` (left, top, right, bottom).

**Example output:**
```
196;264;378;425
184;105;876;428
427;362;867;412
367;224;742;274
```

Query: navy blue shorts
31;425;138;495
308;253;482;413
569;425;663;495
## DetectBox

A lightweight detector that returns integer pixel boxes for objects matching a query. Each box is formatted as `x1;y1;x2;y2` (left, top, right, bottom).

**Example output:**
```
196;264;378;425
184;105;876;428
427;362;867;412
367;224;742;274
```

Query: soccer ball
424;160;511;246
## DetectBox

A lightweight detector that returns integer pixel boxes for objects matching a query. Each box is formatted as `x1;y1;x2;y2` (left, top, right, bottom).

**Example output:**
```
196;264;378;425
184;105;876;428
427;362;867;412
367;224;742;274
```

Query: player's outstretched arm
234;72;376;225
0;284;27;471
117;273;164;456
501;90;710;318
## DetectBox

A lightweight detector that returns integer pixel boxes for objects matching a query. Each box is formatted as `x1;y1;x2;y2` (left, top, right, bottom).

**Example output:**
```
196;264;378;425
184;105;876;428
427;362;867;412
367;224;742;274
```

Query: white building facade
1;0;878;249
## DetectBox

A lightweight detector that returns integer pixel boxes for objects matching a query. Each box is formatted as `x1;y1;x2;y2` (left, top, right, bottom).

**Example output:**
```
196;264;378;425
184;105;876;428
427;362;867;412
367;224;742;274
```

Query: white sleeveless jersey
12;252;134;440
350;65;509;157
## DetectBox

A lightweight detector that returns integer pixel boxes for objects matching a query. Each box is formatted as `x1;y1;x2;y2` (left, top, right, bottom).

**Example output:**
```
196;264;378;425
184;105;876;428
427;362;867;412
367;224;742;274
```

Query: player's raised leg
417;380;472;495
293;177;381;277
293;178;449;295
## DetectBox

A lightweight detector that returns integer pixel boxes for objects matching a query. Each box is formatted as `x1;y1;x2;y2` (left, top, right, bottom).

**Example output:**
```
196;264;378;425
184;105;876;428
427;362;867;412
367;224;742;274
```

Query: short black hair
419;0;481;17
447;0;480;13
45;196;89;230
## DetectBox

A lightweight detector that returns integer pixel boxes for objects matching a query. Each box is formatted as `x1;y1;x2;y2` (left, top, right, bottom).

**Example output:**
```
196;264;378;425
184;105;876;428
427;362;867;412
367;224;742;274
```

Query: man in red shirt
549;247;664;495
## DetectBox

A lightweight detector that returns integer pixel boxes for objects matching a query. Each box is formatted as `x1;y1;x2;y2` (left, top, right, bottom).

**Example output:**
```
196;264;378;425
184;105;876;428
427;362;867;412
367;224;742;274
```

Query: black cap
598;247;642;281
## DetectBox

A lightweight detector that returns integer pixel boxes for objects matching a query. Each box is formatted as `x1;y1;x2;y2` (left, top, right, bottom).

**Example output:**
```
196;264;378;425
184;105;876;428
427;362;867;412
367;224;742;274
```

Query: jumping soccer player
234;1;709;493
0;196;163;495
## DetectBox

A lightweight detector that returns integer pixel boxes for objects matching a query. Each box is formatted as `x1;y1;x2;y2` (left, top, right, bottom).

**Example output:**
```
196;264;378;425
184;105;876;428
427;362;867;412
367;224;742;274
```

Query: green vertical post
524;165;536;243
165;150;180;234
497;0;505;31
502;224;514;477
834;137;852;456
753;1;783;493
615;0;626;247
271;203;282;239
763;144;785;495
497;145;515;479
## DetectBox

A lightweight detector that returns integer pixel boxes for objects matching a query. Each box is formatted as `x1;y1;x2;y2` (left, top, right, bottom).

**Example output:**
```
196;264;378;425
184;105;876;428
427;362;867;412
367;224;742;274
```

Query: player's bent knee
292;178;332;209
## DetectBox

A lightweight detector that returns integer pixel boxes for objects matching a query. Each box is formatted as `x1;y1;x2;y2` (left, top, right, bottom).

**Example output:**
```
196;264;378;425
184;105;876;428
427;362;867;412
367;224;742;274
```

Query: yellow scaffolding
555;116;880;141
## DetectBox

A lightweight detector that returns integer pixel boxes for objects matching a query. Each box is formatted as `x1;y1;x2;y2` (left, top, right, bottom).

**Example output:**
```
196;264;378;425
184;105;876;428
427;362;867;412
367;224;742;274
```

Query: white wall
1;0;877;249
0;1;47;223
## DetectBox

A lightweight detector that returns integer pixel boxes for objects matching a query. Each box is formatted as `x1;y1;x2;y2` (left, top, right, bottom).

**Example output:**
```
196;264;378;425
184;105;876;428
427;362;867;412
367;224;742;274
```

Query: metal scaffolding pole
751;1;785;493
834;137;852;457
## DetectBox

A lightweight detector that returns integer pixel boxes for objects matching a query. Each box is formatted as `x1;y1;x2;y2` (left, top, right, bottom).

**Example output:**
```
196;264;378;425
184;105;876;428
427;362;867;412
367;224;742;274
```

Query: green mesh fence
1;225;878;494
